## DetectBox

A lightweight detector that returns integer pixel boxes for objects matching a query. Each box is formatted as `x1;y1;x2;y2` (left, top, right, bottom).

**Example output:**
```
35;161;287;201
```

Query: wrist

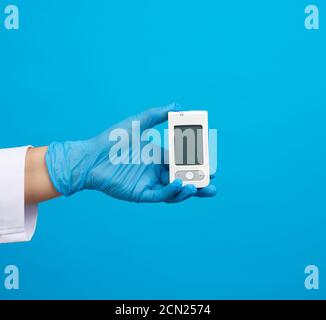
25;146;60;204
45;140;94;196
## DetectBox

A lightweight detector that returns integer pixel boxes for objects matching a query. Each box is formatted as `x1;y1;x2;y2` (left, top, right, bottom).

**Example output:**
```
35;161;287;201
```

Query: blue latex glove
46;103;216;203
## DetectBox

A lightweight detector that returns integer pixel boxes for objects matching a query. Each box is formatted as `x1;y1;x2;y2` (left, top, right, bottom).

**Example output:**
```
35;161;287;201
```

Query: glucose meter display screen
174;125;203;165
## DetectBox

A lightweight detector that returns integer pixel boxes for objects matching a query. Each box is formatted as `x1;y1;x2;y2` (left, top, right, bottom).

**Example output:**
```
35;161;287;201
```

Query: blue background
0;0;325;299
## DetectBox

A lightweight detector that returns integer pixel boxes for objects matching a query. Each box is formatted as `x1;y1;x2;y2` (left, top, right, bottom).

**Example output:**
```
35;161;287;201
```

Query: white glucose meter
168;111;210;188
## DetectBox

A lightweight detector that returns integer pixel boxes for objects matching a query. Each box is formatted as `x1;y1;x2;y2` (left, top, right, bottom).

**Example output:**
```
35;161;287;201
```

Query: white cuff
0;146;38;244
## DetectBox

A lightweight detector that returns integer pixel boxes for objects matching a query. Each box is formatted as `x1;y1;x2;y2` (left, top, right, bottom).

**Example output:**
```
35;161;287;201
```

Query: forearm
23;105;215;205
25;146;61;204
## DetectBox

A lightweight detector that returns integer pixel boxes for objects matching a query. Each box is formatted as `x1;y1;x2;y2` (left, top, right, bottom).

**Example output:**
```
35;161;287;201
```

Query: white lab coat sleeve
0;146;38;244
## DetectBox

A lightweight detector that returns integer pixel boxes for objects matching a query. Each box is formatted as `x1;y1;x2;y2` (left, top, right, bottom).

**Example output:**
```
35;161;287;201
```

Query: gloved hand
45;103;216;203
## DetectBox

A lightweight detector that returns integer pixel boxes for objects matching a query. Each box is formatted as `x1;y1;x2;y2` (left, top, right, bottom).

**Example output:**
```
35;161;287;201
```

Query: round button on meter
185;171;194;180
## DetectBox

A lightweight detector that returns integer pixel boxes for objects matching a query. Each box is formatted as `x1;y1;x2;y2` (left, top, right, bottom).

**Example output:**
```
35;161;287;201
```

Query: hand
45;104;217;203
